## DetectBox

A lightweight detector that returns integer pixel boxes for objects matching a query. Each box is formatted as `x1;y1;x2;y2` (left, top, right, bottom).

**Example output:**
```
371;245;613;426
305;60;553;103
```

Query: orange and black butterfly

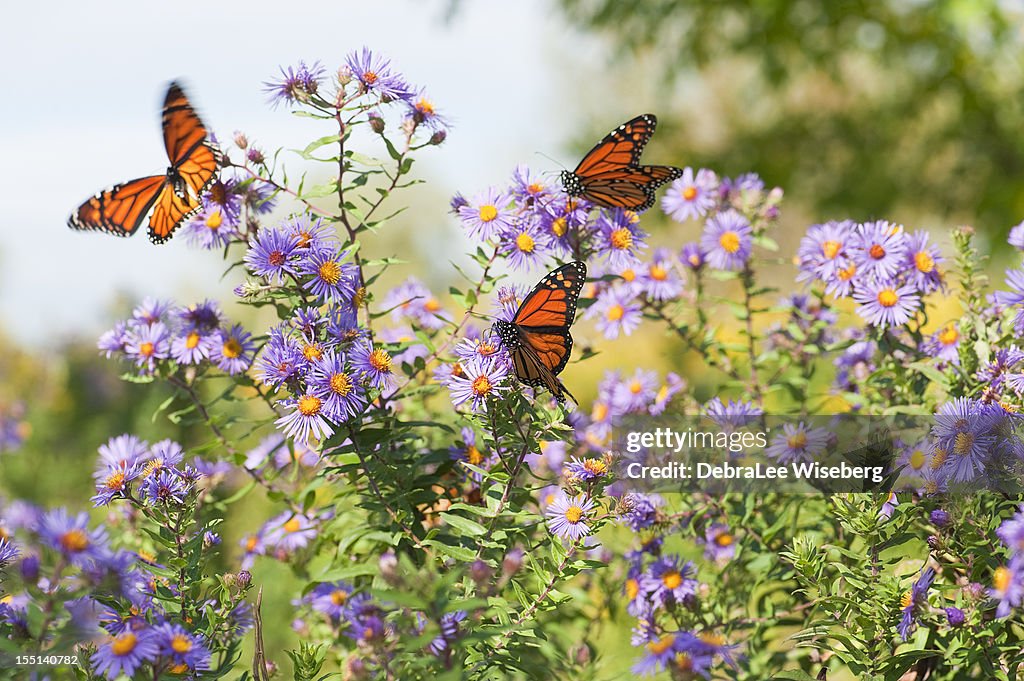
493;261;586;403
68;81;221;244
559;113;682;212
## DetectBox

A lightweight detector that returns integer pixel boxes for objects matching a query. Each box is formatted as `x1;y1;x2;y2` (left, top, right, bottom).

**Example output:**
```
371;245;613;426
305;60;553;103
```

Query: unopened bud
368;112;385;134
379;550;400;585
233;131;249;149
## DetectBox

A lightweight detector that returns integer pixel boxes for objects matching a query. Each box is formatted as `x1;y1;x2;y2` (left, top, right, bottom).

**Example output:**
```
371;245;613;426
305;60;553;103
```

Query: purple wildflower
701;210;752;271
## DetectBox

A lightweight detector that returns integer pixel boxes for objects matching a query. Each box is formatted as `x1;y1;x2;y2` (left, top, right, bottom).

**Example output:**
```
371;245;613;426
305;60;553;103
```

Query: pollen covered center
318;260;342;285
478;204;498;222
516;232;536;253
298;395;322;416
471;375;493;396
564;504;584;523
877;288;898;307
682;186;698;201
330;372;352;396
719;231;740;254
369;348;392;372
610;227;633;250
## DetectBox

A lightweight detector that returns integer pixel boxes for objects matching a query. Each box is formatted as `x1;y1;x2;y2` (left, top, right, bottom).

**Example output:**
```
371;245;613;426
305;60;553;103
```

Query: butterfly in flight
492;261;587;404
559;113;683;212
68;81;222;244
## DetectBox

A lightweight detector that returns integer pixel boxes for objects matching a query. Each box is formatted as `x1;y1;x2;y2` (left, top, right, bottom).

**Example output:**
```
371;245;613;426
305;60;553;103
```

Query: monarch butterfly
67;81;221;244
559;113;683;212
492;261;587;404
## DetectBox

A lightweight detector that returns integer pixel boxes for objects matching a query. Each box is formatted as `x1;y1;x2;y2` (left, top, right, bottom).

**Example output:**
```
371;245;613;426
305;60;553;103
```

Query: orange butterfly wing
576;165;684;211
67;175;167;237
68;81;221;244
573;114;657;176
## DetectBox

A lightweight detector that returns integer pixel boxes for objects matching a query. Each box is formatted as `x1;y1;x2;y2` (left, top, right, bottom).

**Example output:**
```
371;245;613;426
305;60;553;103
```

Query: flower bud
237;570;252;589
502;547;524;580
247;147;266;165
379;550;400;586
944;606;966;627
469;559;492;585
430;130;447;146
233;131;249;149
368;112;385;134
19;554;39;582
930;509;950;529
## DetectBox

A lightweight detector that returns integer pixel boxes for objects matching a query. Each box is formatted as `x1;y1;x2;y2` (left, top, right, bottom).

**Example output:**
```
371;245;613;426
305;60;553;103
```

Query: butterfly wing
577;165;685;211
573;114;658;177
148;183;201;244
67;176;167;237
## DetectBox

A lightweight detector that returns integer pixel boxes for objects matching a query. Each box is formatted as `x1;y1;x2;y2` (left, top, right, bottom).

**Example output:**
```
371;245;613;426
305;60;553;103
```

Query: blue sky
0;1;636;344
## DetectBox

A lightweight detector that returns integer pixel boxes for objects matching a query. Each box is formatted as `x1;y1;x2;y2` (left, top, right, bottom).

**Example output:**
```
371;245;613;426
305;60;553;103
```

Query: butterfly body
68;82;221;244
560;113;683;212
493;261;586;403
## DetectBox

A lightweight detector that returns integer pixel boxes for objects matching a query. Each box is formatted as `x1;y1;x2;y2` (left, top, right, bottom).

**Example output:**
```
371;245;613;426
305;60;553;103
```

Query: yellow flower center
877;288;898;307
822;240;841;259
527;182;544;195
353;287;367;308
369;348;392;372
939;324;958;346
838;263;857;281
330;373;352;396
111;633;138;656
478;204;498;222
206;209;222;230
222;338;242;359
363;71;378;85
931;448;948;469
682;186;698;201
915;251;935;273
649;264;668;281
139;342;155;357
647;634;675;655
60;529;89;553
715;533;734;547
104;471;126;491
606;304;624;322
620;268;636;282
170;664;189;674
471;375;493;396
592;402;609;421
550;217;568;237
675;653;694;672
245;535;259;552
564;504;584;523
610;228;633;250
515;232;535;253
303;343;323;361
719;231;740;253
626;578;639;600
284;518;302;533
699;632;725;646
424;298;441;312
318;260;342;285
298;395;322;416
953;432;974;455
901;591;913;608
171;634;192;654
994;566;1011;592
629;380;643;394
662;570;683;589
787;432;808;450
869;244;886;260
909;449;926;469
583;459;607;475
185;332;200;350
415;98;434;116
331;590;348;606
466;445;484;465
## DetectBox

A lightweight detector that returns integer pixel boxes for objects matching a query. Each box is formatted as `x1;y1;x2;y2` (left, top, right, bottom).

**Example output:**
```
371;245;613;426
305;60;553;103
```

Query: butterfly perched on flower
68;81;222;244
493;261;586;403
560;114;682;212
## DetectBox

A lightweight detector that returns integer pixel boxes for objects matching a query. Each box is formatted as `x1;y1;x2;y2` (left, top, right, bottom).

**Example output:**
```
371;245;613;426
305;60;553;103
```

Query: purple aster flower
182;205;239;250
151;622;211;672
765;422;830;464
921;322;960;365
898;567;935;640
610;369;659;414
904;230;944;293
879;491;899;520
945;606;966;627
0;537;18;566
255;326;303;388
170;328;215;365
199;178;244;224
638;248;684;301
344;48;412;101
245;227;300;283
428;611;467;657
797;220;853;283
383;278;450;330
97;434;150;472
276;393;335;442
851;220;907;280
930;509;951;528
124;322;171;372
492;284;529;322
650;373;686;416
308;352;367;422
291;307;327;339
587;287;642;339
633;631;713;677
679;242;705;270
91;462;141;507
701;209;752;271
91;628;159;679
546;492;597;541
1010;221;1024;250
641;555;698;609
39;509;109;565
264;511;320;555
510;164;552;203
98;321;130;358
458;187;515;241
852;281;920;328
992;556;1024;618
212;323;255;375
286;215;338;252
834;339;877;391
565;455;609;482
132;298;174;325
703;523;736;562
447;356;510;412
404;87;448;132
997;505;1024;555
498;219;550;271
976;346;1024;389
703;398;762;432
822;256;861;298
661;167;718;222
350;342;397;390
621;493;661;531
141;469;191;506
307;581;354;621
264;60;327;107
596;209;648;269
298;247;358;304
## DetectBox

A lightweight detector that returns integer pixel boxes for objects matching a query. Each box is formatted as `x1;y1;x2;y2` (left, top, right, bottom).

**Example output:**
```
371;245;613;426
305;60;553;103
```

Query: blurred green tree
556;0;1024;232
